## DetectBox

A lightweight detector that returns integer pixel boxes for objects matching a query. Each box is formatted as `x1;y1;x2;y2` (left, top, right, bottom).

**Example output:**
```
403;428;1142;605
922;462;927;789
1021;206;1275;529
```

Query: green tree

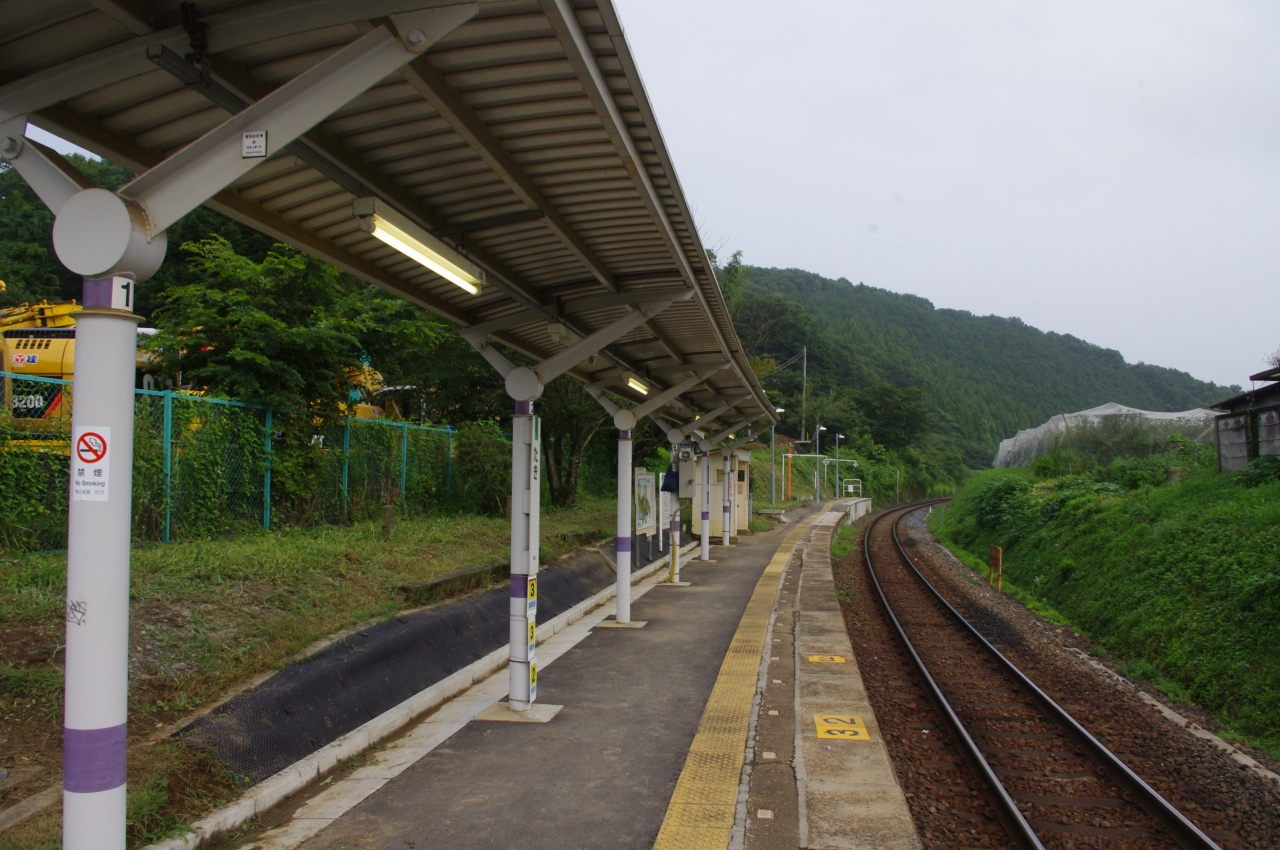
708;248;747;316
148;237;366;412
856;382;928;450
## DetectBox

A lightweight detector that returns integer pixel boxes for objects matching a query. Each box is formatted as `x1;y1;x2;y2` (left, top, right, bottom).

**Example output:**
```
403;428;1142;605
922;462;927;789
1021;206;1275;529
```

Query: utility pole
800;345;807;443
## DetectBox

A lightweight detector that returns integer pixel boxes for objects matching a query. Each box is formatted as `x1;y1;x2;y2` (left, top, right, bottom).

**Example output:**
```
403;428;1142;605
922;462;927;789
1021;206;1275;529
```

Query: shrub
1100;454;1169;490
971;473;1034;535
452;420;511;516
1235;455;1280;489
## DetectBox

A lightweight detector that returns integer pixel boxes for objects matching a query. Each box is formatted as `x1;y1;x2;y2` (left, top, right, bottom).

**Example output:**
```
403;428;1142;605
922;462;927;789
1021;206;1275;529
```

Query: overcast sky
614;0;1279;387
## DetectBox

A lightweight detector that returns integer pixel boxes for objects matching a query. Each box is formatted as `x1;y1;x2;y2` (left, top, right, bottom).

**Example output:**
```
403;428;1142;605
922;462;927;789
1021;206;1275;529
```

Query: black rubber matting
180;548;619;782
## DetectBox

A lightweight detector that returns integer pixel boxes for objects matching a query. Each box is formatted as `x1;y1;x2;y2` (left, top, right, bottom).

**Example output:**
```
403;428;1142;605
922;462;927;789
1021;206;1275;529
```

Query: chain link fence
0;371;455;552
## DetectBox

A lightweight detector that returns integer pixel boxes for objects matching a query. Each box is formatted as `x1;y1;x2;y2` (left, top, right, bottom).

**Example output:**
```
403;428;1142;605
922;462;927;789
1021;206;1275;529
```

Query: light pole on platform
771;407;784;504
815;424;827;500
835;433;844;495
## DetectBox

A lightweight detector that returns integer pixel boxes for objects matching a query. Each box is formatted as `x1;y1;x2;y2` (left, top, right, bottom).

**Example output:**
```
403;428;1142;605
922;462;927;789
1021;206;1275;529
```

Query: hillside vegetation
735;267;1236;467
930;450;1280;754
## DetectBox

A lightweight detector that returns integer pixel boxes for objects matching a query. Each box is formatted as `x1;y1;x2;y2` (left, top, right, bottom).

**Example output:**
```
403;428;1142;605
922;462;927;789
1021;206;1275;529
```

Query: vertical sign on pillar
658;474;671;555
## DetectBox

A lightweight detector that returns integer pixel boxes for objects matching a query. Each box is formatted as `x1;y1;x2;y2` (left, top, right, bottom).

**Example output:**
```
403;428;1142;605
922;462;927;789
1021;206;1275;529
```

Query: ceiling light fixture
626;376;649;395
353;198;484;295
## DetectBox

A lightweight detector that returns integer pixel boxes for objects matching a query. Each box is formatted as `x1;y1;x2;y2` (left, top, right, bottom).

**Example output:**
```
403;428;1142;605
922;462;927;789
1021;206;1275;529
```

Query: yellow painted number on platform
815;714;870;741
808;654;847;663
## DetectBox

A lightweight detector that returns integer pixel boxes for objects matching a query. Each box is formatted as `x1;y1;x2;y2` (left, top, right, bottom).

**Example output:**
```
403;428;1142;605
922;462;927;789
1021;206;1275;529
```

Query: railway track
864;503;1221;850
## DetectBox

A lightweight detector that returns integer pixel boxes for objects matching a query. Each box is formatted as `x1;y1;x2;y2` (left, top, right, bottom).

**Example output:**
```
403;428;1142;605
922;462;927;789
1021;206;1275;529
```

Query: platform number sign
814;714;870;741
71;426;111;501
527;575;537;620
528;661;537;701
110;276;133;311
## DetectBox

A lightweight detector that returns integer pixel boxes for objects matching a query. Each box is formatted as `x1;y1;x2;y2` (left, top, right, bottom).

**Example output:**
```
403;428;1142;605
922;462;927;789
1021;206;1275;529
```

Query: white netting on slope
994;402;1217;468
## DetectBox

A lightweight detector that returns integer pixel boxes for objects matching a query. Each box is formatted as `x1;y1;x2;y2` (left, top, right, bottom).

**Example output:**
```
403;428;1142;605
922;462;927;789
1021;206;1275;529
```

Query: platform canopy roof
0;0;775;431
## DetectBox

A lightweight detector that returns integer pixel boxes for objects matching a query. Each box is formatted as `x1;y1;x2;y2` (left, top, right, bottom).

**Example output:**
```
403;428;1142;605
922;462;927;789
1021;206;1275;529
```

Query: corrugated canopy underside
0;0;774;429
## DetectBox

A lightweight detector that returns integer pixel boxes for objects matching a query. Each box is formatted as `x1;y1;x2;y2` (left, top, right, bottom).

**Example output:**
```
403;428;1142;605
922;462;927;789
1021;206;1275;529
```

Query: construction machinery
0;287;162;433
0;285;395;432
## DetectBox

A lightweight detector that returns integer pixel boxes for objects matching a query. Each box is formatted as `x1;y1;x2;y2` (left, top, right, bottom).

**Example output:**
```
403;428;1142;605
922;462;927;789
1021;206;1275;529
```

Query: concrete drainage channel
143;539;700;850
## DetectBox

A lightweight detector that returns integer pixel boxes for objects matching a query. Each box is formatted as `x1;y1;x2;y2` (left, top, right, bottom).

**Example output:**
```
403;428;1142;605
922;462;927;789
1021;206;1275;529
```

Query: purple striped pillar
508;400;539;709
615;430;633;622
64;306;141;850
722;450;732;546
700;451;710;559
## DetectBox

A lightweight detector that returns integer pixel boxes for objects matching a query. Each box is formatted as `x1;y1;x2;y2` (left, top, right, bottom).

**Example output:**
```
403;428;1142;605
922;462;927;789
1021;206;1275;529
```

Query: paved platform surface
271;505;824;850
230;503;919;850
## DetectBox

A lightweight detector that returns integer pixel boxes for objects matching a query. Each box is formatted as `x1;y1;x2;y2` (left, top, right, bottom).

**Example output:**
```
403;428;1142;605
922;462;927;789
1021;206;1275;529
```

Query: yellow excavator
1;293;85;434
1;285;390;434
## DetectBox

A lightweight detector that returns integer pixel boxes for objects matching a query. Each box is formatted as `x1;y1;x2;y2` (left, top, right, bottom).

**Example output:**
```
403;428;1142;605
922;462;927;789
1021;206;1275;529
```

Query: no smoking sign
71;426;111;502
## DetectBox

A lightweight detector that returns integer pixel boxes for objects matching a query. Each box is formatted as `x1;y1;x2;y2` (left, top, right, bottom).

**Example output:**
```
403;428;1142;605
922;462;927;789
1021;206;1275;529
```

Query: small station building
1213;366;1280;472
689;442;758;542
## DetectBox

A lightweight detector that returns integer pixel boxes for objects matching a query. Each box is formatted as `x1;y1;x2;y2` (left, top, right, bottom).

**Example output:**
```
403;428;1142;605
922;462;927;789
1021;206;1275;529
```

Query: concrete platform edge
795;512;922;850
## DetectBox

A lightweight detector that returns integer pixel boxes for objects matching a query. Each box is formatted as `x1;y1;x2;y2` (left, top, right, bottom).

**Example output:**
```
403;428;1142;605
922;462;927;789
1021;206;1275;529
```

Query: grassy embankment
0;497;615;849
929;453;1280;756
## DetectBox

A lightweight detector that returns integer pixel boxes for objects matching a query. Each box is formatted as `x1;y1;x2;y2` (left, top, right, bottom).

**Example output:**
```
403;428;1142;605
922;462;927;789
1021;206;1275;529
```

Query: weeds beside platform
0;497;615;849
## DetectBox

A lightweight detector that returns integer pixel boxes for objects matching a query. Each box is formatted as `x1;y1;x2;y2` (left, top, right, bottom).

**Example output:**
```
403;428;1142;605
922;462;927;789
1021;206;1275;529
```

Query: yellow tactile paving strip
653;506;831;850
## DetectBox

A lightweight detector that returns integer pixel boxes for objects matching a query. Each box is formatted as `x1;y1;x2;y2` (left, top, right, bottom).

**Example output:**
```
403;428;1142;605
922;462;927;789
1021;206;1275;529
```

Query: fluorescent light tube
353;198;484;295
627;376;649;395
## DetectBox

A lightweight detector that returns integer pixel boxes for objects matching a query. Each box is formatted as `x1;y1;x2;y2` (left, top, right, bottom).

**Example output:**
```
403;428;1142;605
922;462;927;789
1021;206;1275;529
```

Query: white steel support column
507;401;540;710
62;284;142;850
771;423;777;504
699;449;710;559
667;442;681;582
615;430;633;622
722;451;732;546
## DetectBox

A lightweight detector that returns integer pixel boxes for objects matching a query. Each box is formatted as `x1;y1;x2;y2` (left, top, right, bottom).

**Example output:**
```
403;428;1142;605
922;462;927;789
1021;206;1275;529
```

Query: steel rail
870;504;1222;850
862;502;1044;850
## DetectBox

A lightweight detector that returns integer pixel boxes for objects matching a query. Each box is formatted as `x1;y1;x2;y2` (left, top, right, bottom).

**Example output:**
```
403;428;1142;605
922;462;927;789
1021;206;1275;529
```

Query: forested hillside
734;267;1237;467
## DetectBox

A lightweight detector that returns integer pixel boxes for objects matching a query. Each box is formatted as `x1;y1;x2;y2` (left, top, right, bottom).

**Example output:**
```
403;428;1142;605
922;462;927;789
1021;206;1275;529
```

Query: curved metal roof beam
540;0;775;424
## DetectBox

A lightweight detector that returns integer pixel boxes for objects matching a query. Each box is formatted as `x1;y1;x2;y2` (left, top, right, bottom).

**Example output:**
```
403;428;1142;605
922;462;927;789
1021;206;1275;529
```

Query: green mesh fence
0;371;455;552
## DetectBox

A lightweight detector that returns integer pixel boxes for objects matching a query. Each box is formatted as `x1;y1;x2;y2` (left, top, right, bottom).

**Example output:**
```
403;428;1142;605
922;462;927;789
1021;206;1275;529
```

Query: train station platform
217;502;916;850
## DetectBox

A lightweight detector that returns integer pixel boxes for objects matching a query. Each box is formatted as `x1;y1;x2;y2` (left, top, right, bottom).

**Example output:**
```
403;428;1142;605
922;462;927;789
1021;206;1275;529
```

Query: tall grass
932;452;1280;754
